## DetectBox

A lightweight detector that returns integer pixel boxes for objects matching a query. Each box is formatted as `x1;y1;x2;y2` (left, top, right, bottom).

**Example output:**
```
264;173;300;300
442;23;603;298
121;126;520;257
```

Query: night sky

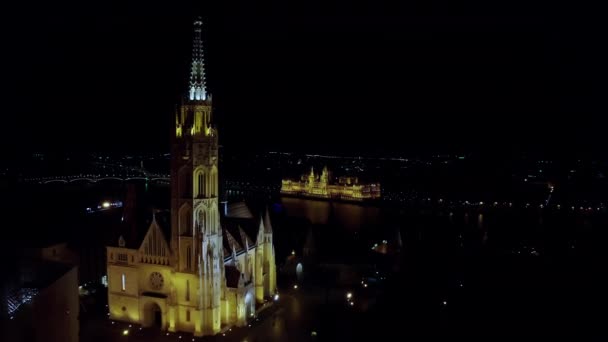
3;0;606;157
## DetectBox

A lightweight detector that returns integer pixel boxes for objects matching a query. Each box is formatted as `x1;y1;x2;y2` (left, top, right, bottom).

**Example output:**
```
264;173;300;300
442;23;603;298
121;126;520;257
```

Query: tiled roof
224;202;253;219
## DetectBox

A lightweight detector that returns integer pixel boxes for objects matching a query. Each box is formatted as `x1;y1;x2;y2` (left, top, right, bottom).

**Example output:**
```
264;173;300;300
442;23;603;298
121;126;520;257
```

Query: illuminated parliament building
106;19;277;336
281;166;381;201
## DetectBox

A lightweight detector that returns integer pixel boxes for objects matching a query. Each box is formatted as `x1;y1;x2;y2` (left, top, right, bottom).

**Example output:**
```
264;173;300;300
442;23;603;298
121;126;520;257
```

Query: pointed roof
231;244;239;269
138;215;171;258
257;216;265;241
263;207;273;234
224;229;243;253
238;226;254;249
221;200;267;246
188;18;208;101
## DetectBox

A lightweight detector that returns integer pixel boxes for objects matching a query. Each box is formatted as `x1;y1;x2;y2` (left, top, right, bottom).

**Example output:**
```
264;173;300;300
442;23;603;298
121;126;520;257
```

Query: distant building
106;18;277;337
1;245;79;342
281;166;381;201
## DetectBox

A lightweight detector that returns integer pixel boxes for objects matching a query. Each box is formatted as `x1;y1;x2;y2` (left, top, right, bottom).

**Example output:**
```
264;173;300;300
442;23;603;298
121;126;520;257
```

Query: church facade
106;19;277;336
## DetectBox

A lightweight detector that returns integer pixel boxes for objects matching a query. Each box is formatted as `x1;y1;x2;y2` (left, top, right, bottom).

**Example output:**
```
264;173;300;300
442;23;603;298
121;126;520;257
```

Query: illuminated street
82;284;362;342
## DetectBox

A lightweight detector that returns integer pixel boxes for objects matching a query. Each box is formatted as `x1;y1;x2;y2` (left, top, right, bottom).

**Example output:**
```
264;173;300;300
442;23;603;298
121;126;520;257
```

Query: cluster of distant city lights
382;193;607;213
23;173;169;184
224;180;608;214
86;200;123;213
5;288;38;318
20;165;608;216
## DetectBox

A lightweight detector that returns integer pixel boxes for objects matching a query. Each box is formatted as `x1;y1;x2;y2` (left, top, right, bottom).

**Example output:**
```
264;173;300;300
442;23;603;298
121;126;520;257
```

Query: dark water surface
277;196;608;340
4;182;607;340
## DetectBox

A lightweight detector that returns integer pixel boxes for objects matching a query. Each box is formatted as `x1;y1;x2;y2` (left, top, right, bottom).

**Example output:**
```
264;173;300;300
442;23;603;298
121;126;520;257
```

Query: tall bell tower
107;17;277;337
170;17;223;335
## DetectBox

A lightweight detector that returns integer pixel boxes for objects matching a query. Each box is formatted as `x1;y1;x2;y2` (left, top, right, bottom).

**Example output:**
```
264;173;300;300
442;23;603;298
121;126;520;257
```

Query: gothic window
179;206;191;236
210;168;218;197
178;167;192;198
121;274;126;291
186;246;192;271
186;309;191;322
208;210;213;233
197;171;206;197
186;280;190;301
198;209;206;233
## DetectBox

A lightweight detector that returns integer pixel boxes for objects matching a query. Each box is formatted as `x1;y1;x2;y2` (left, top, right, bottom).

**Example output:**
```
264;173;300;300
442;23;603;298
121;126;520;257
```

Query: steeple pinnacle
189;18;208;101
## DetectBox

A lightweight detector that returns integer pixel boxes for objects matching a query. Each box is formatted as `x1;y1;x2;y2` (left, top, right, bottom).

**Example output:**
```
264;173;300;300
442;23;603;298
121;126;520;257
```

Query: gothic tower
106;18;276;338
170;18;223;334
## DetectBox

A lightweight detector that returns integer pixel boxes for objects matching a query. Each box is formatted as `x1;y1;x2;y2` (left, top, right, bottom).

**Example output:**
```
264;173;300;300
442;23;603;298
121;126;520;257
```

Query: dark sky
2;0;606;157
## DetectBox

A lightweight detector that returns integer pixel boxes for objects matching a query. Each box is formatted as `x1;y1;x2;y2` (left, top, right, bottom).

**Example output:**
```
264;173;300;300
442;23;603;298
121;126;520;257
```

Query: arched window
179;206;191;236
179;167;191;198
210;168;218;197
186;246;192;271
197;171;206;198
198;209;206;233
208;210;215;234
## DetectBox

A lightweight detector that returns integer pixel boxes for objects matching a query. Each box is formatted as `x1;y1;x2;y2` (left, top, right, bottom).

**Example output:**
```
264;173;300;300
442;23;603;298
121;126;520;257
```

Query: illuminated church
106;19;276;336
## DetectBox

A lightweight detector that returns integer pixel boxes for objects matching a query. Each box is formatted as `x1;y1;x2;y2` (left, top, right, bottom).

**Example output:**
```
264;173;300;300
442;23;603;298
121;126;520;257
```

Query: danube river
276;194;605;261
272;195;608;340
6;180;608;340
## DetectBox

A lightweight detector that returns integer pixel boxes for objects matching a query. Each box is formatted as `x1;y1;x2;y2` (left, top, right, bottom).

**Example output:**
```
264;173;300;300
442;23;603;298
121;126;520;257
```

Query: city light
102;201;110;208
274;294;279;301
122;329;129;336
346;292;353;300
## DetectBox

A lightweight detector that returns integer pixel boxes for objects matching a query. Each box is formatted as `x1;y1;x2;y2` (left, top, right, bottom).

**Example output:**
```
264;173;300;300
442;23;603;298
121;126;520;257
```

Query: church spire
189;17;208;101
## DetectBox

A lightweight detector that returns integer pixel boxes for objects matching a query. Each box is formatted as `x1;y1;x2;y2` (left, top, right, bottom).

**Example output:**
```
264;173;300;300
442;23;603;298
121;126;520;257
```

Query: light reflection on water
280;197;382;231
